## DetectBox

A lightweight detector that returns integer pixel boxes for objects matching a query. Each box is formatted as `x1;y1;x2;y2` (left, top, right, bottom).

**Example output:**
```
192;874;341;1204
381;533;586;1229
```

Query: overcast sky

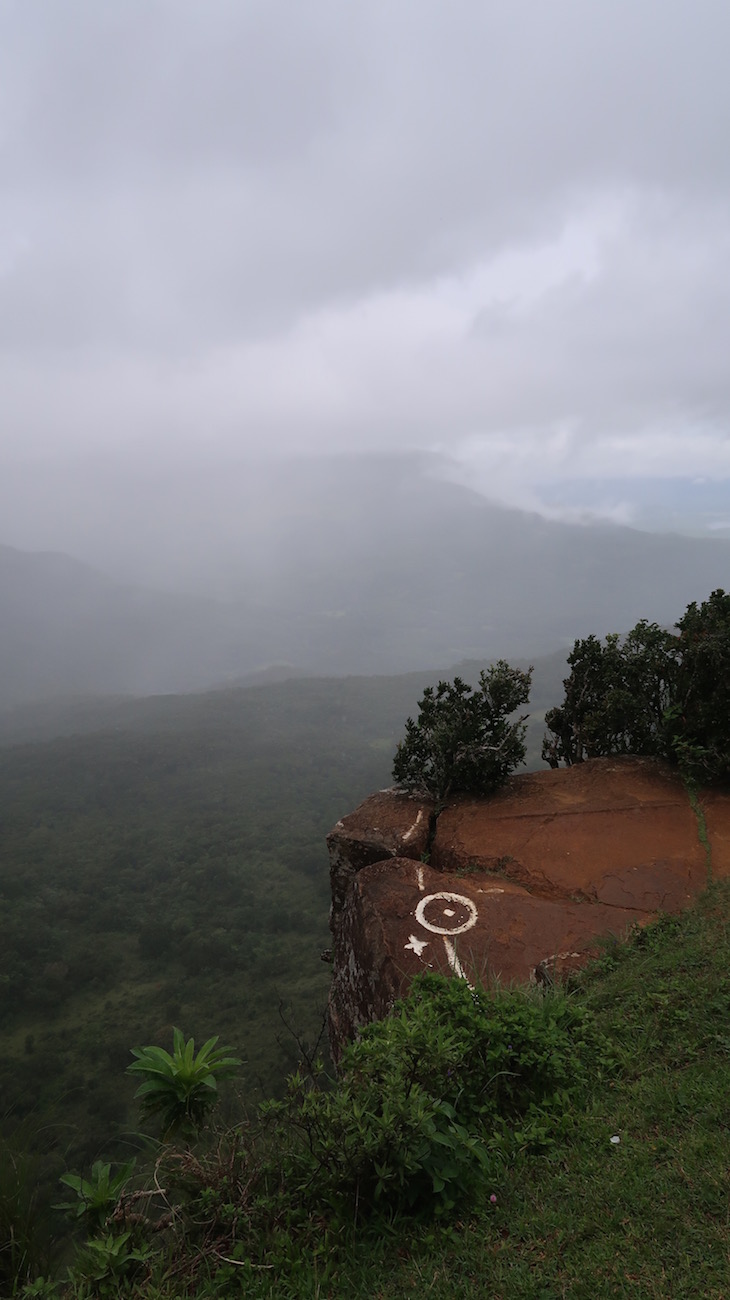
2;0;729;518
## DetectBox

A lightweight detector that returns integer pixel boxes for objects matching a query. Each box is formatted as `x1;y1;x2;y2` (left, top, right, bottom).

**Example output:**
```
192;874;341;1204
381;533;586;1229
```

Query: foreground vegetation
6;877;730;1297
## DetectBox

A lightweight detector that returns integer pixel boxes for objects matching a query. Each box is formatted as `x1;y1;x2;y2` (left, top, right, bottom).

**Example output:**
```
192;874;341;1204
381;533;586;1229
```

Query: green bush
263;972;611;1219
392;663;532;801
65;1230;153;1295
542;621;675;767
43;980;613;1292
671;589;730;783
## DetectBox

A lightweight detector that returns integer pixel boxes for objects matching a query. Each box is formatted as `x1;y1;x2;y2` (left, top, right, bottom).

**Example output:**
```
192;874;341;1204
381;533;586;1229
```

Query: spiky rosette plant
127;1029;242;1140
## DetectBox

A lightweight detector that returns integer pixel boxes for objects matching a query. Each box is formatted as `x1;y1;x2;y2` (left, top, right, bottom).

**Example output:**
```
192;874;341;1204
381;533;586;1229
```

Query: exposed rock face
327;757;730;1059
328;789;433;923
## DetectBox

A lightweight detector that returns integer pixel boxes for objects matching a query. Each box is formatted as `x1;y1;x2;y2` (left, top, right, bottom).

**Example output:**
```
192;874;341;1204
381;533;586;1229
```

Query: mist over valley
1;455;728;713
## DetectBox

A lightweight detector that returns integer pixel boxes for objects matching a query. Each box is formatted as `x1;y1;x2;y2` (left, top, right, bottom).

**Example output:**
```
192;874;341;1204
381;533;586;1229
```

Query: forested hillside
0;659;562;1177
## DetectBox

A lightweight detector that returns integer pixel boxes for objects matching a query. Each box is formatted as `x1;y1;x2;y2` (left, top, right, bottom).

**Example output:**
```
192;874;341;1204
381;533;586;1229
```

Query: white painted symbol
403;809;425;843
415;892;478;936
443;938;469;980
416;866;425;892
413;890;478;989
404;933;428;956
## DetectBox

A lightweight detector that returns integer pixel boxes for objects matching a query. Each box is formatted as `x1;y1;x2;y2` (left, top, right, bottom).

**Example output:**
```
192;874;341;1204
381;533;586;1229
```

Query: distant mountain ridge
0;543;256;706
0;457;728;707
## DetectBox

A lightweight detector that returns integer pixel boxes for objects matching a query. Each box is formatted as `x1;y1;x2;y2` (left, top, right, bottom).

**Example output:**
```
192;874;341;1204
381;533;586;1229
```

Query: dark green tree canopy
541;621;676;769
392;662;532;801
543;590;730;785
672;589;730;784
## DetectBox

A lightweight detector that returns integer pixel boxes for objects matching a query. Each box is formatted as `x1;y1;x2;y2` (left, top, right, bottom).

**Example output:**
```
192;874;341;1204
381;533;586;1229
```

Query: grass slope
347;892;730;1300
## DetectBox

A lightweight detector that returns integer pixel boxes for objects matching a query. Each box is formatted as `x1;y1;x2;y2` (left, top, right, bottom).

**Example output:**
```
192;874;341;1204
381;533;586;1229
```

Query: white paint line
402;809;425;843
443;937;474;989
404;934;429;957
416;866;425;891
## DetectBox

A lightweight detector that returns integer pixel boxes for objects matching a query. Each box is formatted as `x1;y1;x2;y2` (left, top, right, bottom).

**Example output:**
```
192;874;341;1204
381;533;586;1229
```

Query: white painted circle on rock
415;892;478;936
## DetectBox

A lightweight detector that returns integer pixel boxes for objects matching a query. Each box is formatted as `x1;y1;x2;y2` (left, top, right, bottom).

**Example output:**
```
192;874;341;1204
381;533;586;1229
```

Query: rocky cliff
327;757;730;1059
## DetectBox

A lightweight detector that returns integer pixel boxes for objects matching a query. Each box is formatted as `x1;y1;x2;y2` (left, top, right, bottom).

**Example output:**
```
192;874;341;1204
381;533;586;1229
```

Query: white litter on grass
610;1135;621;1144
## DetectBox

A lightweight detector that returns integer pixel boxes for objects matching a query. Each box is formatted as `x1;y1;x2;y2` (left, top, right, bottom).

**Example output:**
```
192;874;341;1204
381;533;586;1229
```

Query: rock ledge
327;758;729;1058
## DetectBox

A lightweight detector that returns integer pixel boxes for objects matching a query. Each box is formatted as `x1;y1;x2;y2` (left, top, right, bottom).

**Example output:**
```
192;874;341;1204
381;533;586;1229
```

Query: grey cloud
0;0;729;486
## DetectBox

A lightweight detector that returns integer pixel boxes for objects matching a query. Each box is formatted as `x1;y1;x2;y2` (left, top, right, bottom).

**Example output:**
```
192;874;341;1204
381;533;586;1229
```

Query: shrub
542;591;730;784
49;983;612;1291
392;663;532;801
264;972;610;1219
671;589;730;784
542;621;675;767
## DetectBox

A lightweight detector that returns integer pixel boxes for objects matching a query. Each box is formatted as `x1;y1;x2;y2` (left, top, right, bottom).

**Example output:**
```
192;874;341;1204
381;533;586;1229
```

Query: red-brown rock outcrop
327;757;729;1059
328;789;434;921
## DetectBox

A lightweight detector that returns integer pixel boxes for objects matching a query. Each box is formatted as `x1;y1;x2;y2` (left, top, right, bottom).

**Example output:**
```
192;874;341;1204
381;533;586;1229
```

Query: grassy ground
128;881;730;1300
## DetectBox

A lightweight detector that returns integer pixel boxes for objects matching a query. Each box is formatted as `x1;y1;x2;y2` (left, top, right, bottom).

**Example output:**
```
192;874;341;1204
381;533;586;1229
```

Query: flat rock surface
328;857;646;1055
328;758;729;1056
431;758;709;912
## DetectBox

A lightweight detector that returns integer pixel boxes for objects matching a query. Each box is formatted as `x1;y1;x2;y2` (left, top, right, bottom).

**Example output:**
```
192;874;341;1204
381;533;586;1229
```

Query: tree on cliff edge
392;662;532;801
542;589;730;784
671;588;730;783
541;620;675;768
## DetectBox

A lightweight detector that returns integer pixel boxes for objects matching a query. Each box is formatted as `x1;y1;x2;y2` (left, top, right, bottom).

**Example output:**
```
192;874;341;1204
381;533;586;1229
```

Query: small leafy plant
67;1230;153;1293
19;1277;59;1298
127;1028;242;1140
56;1158;136;1229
